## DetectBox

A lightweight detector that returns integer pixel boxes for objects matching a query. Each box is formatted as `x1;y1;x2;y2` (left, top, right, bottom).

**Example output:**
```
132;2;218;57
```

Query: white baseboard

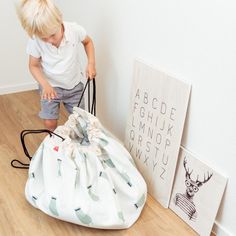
0;82;38;95
213;221;234;236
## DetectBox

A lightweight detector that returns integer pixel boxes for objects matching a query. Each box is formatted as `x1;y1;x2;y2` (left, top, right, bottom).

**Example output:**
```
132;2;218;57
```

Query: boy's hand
41;84;58;101
86;63;96;79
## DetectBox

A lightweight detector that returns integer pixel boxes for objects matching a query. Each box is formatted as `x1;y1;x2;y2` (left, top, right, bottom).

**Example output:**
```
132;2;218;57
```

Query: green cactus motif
118;211;125;222
99;148;109;159
134;193;146;209
87;186;99;201
75;208;92;225
49;197;59;216
74;168;80;188
57;159;62;177
99;171;109;180
98;138;108;147
29;172;35;179
32;196;37;206
104;159;116;168
119;172;132;187
76;117;90;145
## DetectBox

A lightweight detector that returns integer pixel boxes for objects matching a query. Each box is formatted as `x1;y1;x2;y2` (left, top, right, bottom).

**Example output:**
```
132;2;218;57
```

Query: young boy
17;0;96;131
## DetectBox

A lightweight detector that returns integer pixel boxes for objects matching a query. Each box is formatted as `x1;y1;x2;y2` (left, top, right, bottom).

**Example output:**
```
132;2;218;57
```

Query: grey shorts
38;82;85;120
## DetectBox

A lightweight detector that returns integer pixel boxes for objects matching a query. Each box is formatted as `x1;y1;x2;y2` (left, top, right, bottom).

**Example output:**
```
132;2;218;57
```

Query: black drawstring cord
11;129;65;169
77;79;90;108
88;80;91;113
77;78;96;116
91;79;96;116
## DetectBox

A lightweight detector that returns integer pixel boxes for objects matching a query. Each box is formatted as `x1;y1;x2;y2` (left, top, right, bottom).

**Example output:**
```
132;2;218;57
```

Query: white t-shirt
26;21;87;89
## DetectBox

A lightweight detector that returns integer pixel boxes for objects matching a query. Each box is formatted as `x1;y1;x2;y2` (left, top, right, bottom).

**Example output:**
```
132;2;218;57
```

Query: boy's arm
29;55;57;100
82;36;96;79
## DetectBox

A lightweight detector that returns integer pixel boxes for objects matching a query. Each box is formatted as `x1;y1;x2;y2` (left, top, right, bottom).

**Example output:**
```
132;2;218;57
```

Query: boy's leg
44;119;58;131
63;82;85;114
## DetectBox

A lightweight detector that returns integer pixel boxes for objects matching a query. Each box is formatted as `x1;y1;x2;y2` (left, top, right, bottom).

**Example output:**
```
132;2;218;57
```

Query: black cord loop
11;129;65;169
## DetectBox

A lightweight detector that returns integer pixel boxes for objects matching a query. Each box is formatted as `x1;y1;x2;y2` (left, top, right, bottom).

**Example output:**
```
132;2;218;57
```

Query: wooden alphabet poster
169;147;227;236
125;60;191;207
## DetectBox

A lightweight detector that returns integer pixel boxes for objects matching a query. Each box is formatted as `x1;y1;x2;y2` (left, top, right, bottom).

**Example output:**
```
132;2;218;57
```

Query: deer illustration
174;157;213;221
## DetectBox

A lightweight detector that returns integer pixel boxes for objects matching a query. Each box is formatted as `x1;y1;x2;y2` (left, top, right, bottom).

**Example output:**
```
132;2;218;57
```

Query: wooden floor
0;90;213;236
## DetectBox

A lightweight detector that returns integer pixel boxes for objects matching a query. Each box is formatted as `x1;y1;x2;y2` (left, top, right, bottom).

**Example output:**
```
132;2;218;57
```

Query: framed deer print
169;147;227;236
125;60;191;207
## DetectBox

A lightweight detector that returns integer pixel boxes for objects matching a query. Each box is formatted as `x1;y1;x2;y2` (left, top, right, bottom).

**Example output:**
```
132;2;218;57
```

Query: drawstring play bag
11;79;147;229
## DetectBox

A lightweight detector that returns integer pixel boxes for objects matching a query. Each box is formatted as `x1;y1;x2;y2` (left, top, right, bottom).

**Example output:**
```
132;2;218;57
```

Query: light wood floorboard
0;90;214;236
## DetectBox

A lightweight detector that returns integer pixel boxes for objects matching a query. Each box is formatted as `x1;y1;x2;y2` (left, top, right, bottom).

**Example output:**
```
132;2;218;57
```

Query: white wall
0;0;36;94
2;0;235;235
56;1;236;235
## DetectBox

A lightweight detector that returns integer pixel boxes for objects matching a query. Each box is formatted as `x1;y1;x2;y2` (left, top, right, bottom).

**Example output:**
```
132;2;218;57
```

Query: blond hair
17;0;63;38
